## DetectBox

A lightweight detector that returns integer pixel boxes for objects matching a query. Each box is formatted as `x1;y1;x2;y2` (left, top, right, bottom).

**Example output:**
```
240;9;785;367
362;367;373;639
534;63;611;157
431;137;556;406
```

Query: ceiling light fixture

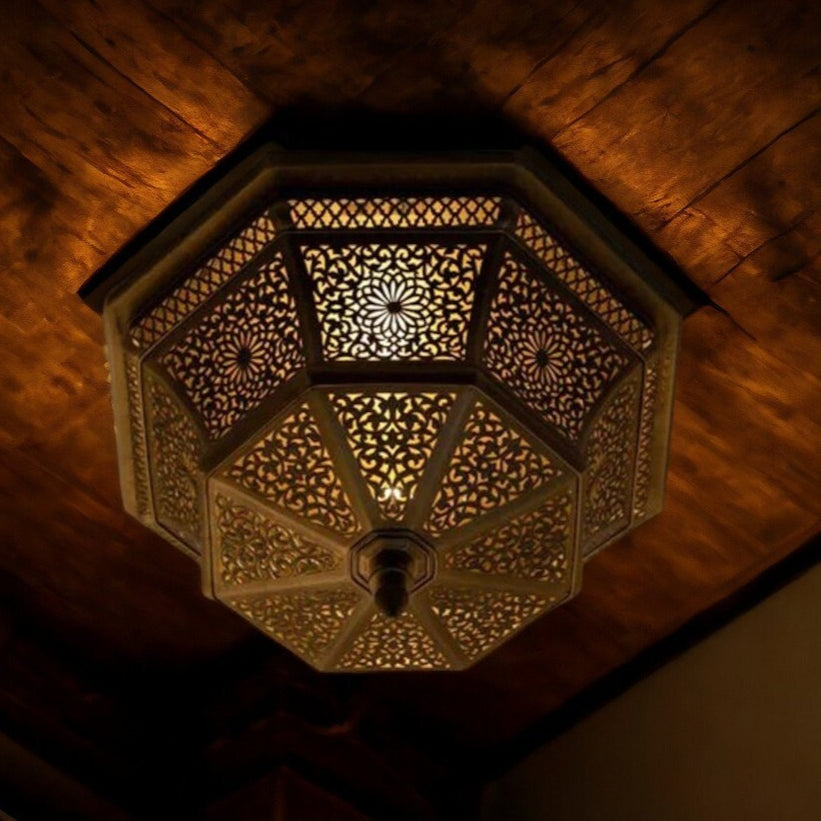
84;147;686;672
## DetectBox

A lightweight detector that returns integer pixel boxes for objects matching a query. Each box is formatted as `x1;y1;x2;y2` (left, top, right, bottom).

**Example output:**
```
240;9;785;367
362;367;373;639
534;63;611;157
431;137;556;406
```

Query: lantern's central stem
352;529;436;618
368;547;412;617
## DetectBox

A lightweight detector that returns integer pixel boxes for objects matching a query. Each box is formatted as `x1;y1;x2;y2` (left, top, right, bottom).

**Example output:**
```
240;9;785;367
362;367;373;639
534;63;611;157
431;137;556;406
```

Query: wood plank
499;0;718;132
551;0;821;229
656;111;821;287
36;0;268;149
0;1;226;281
147;0;454;107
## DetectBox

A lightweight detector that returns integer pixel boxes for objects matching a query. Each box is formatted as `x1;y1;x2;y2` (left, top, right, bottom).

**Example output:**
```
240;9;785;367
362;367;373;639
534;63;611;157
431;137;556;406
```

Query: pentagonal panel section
328;390;457;522
289;196;502;229
145;375;203;550
429;586;553;664
302;242;485;361
333;607;450;672
442;487;576;584
221;402;361;540
425;397;562;538
211;493;343;590
484;251;631;441
513;209;653;352
228;587;365;670
158;251;304;437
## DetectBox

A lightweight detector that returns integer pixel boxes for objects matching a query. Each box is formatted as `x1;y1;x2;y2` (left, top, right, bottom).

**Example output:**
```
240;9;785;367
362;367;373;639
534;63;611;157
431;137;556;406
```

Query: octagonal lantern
91;147;686;671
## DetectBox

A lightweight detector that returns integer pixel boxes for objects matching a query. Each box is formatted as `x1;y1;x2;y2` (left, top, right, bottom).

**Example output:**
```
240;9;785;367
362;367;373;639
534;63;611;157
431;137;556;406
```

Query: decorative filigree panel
426;399;559;537
125;354;149;517
160;253;304;437
430;587;549;661
514;210;653;352
147;379;202;547
634;358;659;519
304;243;484;361
582;376;641;554
289;196;501;229
484;253;629;440
226;404;359;538
329;391;456;519
336;610;449;671
214;495;340;586
131;213;277;350
231;588;362;667
444;490;575;582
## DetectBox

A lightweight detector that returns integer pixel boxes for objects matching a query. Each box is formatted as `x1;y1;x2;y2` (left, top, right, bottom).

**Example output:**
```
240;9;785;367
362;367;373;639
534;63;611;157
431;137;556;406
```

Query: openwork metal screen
99;150;682;672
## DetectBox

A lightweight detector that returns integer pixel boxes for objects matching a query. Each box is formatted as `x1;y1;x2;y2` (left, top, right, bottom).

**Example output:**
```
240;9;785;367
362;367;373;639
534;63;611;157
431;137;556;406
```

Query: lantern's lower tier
121;372;659;671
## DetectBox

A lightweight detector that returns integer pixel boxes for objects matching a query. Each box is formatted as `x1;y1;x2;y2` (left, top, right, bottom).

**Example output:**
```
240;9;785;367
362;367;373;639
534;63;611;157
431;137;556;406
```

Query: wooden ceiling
1;0;819;817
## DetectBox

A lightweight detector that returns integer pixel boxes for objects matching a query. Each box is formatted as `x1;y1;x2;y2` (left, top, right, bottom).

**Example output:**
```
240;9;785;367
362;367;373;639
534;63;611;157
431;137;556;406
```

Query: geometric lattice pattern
103;151;681;672
215;495;341;586
160;253;304;437
426;399;560;537
582;375;641;556
329;391;456;520
484;253;630;440
443;490;575;582
304;243;484;361
131;212;277;350
514;210;653;352
147;378;202;548
289;196;501;230
224;404;360;539
230;588;363;668
336;610;450;671
430;587;550;662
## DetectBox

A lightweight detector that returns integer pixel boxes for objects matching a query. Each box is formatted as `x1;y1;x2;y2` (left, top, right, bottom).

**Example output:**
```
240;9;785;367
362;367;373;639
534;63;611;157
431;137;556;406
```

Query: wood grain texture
0;0;819;816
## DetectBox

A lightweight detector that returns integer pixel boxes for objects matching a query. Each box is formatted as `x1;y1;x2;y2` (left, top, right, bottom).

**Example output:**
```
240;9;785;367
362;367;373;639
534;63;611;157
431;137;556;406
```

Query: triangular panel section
335;609;449;671
225;403;360;538
213;494;342;587
231;588;363;669
329;391;456;520
429;586;549;661
443;489;575;583
425;399;559;537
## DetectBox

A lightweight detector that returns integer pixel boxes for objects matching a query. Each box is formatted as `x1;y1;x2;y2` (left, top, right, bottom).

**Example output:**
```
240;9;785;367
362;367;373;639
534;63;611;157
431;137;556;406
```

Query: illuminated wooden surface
0;0;819;816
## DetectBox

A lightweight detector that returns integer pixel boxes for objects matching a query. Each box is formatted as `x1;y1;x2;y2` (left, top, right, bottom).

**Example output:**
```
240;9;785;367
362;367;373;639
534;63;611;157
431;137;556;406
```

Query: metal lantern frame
86;147;689;672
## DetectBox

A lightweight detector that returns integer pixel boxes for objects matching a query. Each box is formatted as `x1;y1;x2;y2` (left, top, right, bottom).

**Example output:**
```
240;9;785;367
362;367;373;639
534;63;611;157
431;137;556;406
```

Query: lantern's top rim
79;145;702;317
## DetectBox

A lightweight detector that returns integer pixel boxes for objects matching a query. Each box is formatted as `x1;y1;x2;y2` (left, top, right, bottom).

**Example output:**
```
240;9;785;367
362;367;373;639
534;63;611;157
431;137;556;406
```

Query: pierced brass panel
225;404;360;538
231;588;363;668
426;399;560;537
514;210;653;352
125;354;150;518
430;587;550;661
484;253;630;441
304;243;484;361
634;358;660;519
329;390;456;520
146;378;202;549
289;196;501;229
160;253;304;437
336;609;449;671
444;490;575;582
214;494;341;587
131;212;277;350
582;375;641;556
